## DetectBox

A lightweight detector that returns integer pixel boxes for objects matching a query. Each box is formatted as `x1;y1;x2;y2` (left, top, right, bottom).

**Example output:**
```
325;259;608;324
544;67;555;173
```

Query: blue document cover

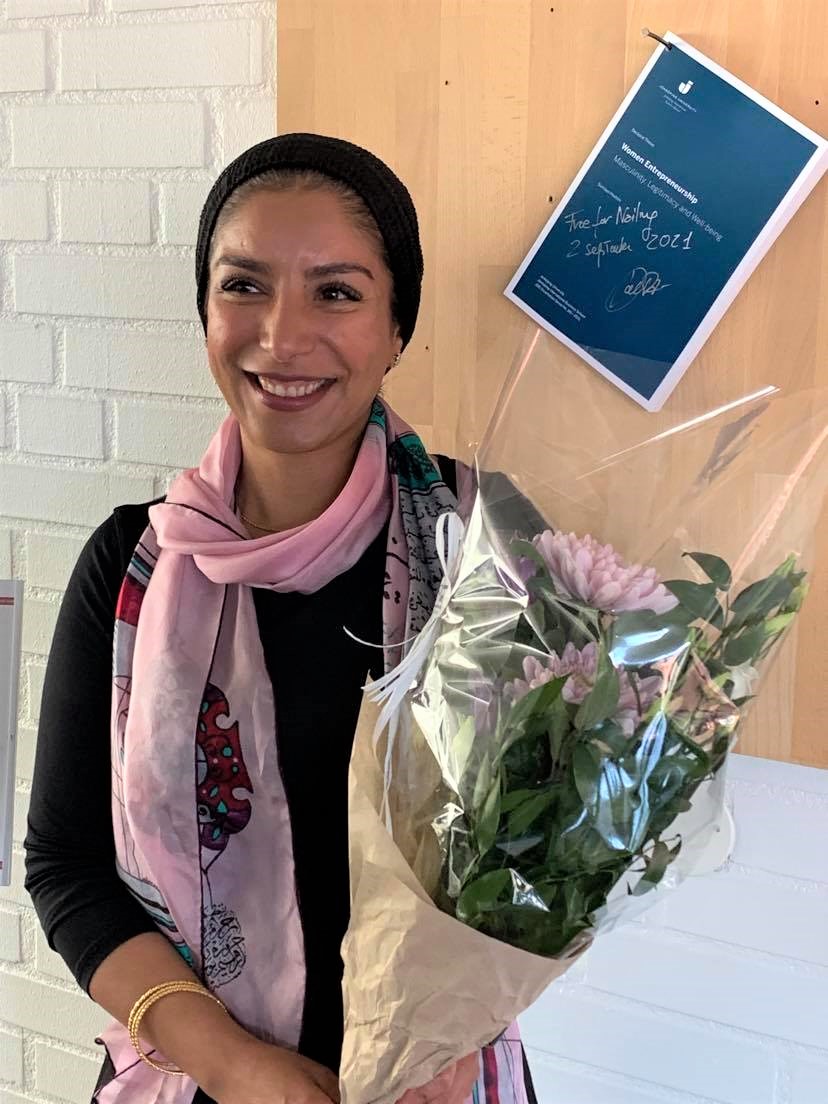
506;32;827;410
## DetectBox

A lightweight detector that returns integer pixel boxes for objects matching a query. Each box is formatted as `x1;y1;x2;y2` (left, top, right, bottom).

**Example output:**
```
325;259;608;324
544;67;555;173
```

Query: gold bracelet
128;980;227;1075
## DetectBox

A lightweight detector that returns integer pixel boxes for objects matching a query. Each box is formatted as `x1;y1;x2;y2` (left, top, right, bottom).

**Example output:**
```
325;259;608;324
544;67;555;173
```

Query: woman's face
205;186;401;457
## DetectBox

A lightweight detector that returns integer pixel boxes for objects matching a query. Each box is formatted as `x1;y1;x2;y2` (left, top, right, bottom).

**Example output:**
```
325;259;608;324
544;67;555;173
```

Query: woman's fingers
449;1053;480;1103
396;1053;480;1104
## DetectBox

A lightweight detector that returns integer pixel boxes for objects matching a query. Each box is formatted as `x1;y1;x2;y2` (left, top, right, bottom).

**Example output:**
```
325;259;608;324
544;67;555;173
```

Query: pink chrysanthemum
507;643;662;734
533;531;678;615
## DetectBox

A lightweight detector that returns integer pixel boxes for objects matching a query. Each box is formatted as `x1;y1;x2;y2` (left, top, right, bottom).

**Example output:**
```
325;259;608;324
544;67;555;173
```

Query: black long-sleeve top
23;460;548;1104
23;487;411;1097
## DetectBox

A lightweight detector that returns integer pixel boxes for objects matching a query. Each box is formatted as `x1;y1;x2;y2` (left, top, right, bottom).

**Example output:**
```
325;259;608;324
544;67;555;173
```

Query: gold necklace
238;507;278;534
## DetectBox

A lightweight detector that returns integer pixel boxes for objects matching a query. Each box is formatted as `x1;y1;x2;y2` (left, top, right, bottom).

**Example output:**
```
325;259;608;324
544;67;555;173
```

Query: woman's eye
220;277;260;294
318;282;362;303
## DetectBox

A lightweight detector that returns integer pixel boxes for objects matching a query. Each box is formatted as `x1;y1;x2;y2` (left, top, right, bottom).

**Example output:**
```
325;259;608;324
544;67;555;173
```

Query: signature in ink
605;266;671;312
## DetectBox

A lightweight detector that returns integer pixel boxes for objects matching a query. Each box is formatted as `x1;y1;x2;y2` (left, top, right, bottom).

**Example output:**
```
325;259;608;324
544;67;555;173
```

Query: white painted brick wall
0;1029;24;1088
0;909;22;962
59;21;263;91
7;0;87;17
24;533;86;592
0;3;275;1101
0;531;11;576
159;180;213;245
0;31;47;94
14;255;194;320
0;185;49;242
115;399;223;468
0;325;53;384
32;1043;101;1104
11;103;205;168
17;394;104;459
64;327;220;398
59;181;152;245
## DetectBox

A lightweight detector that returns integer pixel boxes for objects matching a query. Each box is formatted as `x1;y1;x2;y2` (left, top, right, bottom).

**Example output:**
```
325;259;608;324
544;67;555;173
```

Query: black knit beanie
195;133;423;349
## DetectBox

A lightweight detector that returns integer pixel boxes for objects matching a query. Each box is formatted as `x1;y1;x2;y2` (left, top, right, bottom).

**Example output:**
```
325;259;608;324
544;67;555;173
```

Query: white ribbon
367;510;465;729
347;509;465;829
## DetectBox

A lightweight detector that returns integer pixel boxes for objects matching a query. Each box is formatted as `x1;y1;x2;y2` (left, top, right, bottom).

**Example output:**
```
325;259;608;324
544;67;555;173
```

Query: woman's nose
258;291;316;361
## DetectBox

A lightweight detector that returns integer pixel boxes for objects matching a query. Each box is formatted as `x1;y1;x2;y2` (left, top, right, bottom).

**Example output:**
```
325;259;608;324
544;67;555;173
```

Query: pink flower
533;531;678;615
668;657;740;748
507;643;662;734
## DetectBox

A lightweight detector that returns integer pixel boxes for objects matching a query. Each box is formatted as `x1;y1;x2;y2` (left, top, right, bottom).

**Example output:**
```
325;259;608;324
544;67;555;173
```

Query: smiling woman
23;133;535;1104
205;181;402;533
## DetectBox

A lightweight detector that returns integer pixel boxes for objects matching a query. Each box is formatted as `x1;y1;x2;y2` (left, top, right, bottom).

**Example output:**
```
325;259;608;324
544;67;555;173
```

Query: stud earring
392;352;401;367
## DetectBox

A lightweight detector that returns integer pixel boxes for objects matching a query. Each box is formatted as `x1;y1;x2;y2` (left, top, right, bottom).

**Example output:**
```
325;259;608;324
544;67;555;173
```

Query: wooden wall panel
277;0;828;766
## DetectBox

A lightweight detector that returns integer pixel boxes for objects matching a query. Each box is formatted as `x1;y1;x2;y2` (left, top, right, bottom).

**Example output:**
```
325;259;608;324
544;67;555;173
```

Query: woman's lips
245;372;335;411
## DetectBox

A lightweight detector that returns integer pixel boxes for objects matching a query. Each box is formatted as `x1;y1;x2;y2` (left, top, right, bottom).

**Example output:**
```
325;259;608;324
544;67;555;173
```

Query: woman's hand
206;1035;341;1104
394;1052;480;1104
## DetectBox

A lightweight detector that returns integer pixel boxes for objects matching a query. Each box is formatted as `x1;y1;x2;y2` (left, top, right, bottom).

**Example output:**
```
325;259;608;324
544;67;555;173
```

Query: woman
24;134;536;1104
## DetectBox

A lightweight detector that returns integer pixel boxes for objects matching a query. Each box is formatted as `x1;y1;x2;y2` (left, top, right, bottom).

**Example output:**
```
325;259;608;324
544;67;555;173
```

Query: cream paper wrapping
339;694;585;1104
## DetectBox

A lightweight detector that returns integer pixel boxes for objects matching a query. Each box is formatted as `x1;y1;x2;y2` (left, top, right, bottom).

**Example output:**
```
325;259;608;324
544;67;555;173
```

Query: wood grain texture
277;0;827;766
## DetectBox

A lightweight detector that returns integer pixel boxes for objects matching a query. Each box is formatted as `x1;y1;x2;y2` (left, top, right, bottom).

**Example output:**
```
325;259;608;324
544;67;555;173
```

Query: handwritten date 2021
563;202;693;268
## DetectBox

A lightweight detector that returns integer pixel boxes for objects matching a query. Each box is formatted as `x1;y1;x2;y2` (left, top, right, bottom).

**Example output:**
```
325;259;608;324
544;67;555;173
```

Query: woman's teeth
257;376;328;398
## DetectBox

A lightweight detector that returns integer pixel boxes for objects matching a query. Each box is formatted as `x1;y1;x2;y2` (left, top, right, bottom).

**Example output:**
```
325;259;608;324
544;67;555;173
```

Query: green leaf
589;720;628;757
547;693;573;762
609;609;691;666
575;648;620;730
722;623;766;666
500;788;539;814
663;580;723;626
471;752;492;810
683;551;732;590
632;838;681;896
572;742;604;808
508;789;556;837
510;538;548;573
764;611;797;637
503;677;566;736
449;716;477;790
456;869;512;921
782;581;809;614
729;575;793;627
476;777;502;855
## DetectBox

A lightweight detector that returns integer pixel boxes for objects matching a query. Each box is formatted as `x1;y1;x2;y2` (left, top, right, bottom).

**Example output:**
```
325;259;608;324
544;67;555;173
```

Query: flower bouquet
339;332;828;1104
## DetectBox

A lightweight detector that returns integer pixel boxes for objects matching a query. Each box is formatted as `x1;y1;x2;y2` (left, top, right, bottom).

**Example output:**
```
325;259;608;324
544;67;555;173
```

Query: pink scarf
93;399;528;1104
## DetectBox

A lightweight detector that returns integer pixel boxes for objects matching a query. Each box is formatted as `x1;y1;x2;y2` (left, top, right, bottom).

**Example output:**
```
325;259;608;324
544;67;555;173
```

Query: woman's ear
385;329;403;374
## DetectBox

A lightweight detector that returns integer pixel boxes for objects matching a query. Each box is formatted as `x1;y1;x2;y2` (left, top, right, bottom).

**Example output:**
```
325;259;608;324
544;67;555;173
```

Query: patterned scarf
93;399;529;1104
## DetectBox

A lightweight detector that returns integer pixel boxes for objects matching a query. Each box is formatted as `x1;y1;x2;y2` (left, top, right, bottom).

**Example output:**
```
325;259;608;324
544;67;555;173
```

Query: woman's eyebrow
214;256;375;281
306;262;375;280
215;253;270;274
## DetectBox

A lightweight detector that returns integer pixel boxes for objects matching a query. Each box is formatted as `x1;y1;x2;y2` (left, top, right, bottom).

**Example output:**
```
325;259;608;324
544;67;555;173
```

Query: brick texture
0;31;47;93
60;21;263;91
33;1042;101;1104
11;103;205;168
0;530;11;576
0;13;274;1095
7;0;87;15
115;399;223;468
0;183;49;242
0;909;22;962
18;394;104;459
24;532;86;592
59;180;152;245
64;328;220;399
159;180;212;245
0;325;53;384
14;255;195;321
0;1029;24;1087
